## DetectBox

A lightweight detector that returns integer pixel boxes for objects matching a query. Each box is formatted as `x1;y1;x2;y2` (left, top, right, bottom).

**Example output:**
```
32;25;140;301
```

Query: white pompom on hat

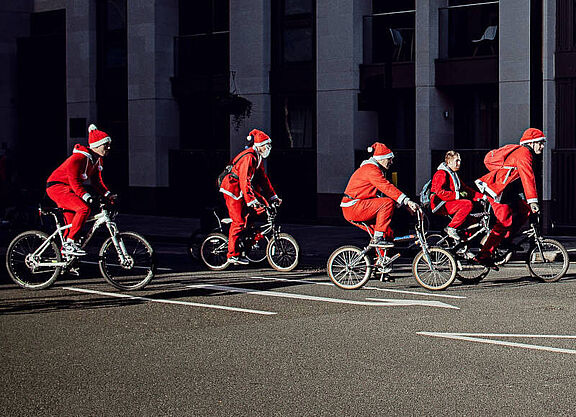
247;129;272;146
368;142;394;160
88;124;112;149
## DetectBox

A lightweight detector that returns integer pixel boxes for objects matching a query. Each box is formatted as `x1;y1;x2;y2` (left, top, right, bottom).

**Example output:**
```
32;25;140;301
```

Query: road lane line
417;332;576;355
63;287;276;315
252;276;466;299
188;284;459;309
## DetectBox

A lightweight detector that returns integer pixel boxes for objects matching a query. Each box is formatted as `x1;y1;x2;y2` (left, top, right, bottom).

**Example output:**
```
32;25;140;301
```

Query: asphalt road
1;241;576;416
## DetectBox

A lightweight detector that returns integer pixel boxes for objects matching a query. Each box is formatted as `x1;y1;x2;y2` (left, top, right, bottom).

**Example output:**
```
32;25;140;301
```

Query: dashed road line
63;286;276;315
418;332;576;355
188;283;459;309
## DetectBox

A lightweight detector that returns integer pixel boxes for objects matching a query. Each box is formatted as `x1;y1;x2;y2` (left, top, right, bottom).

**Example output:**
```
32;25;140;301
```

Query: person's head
88;124;112;157
519;128;546;155
368;142;394;170
248;129;272;159
445;150;461;172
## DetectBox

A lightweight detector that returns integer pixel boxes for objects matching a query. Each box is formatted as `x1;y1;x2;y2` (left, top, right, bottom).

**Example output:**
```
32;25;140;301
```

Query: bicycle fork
106;221;133;268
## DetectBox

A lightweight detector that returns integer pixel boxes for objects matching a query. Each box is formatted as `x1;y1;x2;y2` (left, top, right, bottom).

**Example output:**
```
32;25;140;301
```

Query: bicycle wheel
327;245;372;290
99;232;155;290
426;233;447;247
266;233;299;272
6;230;61;290
200;232;229;271
245;235;269;263
526;239;569;283
412;247;457;290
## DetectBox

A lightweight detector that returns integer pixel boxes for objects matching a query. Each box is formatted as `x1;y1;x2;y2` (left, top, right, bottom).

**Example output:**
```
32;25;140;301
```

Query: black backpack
216;150;256;188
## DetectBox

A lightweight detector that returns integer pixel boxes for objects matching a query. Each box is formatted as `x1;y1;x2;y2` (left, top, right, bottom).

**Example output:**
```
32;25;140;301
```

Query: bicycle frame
30;206;131;270
212;205;280;246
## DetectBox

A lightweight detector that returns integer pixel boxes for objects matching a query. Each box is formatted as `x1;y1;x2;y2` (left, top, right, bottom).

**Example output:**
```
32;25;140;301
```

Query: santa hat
247;129;271;146
519;128;546;145
367;142;394;160
88;124;111;148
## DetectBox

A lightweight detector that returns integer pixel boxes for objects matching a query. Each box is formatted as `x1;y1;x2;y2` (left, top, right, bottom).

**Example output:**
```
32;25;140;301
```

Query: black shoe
474;255;499;270
370;237;394;248
228;255;249;265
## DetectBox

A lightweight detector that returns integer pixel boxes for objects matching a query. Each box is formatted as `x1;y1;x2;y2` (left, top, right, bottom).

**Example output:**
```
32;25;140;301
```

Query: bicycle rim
526;239;569;283
99;232;155;290
200;233;229;270
266;233;299;272
327;246;371;290
6;230;61;290
413;247;456;290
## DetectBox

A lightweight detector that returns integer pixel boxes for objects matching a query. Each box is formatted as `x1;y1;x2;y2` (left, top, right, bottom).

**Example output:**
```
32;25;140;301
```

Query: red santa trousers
434;199;474;229
46;184;91;241
342;197;396;239
479;196;530;257
223;194;248;258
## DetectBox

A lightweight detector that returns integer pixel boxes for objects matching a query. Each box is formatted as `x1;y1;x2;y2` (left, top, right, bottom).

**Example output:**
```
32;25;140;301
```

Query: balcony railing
363;10;415;64
438;1;499;59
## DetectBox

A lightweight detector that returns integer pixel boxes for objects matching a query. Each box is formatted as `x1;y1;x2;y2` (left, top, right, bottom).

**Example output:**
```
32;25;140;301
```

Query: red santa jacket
340;159;407;208
219;148;277;206
431;163;482;211
475;145;538;203
47;144;109;200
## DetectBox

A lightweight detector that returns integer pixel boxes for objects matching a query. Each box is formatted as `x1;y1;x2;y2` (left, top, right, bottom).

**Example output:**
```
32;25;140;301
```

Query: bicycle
5;199;155;291
199;203;300;272
327;208;458;291
426;201;570;283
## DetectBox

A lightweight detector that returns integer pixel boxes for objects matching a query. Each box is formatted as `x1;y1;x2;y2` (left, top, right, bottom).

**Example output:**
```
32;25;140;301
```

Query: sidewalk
115;214;576;266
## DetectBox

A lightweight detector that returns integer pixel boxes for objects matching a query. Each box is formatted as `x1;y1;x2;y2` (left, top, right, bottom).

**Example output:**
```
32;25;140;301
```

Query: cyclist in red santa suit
341;142;420;248
474;128;546;265
219;129;281;265
431;150;483;242
46;124;115;256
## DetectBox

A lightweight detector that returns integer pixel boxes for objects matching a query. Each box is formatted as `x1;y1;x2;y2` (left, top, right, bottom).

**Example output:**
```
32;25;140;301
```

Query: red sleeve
67;154;91;198
254;166;277;201
366;165;404;202
237;154;259;204
90;161;109;196
515;151;538;202
431;170;456;201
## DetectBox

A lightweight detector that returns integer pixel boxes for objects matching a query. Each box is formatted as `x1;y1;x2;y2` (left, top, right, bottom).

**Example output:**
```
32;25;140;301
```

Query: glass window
373;0;414;14
285;0;314;15
283;27;313;62
273;95;314;149
454;86;498;149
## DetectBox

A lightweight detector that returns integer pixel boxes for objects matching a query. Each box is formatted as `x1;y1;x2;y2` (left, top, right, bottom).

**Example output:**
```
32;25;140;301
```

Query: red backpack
483;144;522;171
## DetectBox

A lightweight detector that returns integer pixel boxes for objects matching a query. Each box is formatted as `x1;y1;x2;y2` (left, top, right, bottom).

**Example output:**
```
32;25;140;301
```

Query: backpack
419;179;433;206
216;150;255;188
483;144;521;171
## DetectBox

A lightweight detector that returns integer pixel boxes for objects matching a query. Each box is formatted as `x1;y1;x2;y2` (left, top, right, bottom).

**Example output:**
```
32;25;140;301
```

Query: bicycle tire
246;235;269;263
327;245;372;290
266;233;299;272
99;232;155;290
412;247;457;290
200;232;230;271
526;239;569;283
6;230;61;290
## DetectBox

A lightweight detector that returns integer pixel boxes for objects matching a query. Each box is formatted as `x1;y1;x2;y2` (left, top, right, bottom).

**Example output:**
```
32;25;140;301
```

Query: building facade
0;0;574;231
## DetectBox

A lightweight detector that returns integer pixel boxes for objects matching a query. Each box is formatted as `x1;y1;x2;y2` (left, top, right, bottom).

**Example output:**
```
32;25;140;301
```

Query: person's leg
478;198;513;259
46;185;91;241
224;195;247;259
445;199;473;229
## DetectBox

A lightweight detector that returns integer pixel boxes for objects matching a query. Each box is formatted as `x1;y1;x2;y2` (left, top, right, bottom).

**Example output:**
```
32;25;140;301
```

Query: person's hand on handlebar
404;198;420;214
271;197;282;207
251;202;266;215
529;202;540;214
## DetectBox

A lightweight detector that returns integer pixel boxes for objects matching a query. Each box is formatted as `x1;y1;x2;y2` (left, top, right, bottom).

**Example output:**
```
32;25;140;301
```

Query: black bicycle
427;201;569;284
199;203;299;272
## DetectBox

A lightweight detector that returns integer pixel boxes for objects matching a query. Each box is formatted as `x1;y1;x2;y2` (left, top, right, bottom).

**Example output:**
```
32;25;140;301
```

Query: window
454;86;498;149
273;0;314;65
272;95;314;149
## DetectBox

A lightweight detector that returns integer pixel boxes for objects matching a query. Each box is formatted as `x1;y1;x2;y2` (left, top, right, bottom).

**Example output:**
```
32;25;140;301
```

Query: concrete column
66;0;97;152
499;0;531;144
316;0;376;194
127;1;179;187
0;1;32;151
415;0;452;192
542;0;555;202
229;0;271;155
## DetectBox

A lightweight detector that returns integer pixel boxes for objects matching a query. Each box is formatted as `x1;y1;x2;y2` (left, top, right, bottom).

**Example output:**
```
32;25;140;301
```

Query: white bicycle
6;200;155;290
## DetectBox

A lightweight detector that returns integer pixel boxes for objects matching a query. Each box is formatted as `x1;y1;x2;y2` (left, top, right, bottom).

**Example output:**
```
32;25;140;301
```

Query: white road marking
188;284;459;309
252;275;466;299
418;332;576;355
63;287;276;315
